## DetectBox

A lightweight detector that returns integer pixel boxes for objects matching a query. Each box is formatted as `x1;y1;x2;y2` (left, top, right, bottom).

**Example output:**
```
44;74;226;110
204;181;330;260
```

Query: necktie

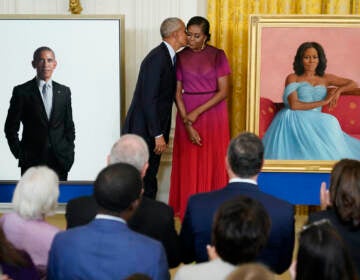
173;55;176;66
42;83;52;119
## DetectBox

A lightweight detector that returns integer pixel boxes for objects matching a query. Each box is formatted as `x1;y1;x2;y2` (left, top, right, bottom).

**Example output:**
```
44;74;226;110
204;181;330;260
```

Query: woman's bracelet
185;120;192;126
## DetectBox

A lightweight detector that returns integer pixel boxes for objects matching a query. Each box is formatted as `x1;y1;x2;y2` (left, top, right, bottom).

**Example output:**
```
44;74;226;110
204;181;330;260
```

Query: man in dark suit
122;17;187;199
4;46;75;180
180;132;295;274
48;163;169;280
65;134;181;268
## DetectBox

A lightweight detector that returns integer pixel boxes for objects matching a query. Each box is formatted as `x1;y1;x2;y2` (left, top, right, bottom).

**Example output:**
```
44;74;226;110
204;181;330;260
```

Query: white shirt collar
37;77;52;88
229;177;257;185
95;214;126;224
163;41;176;61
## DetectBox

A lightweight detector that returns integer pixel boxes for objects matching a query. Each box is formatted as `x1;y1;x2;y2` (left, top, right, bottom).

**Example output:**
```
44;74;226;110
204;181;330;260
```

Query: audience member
308;158;360;276
0;227;39;280
65;134;181;268
292;219;357;280
0;166;60;272
175;196;270;280
226;263;274;280
180;132;294;274
48;163;169;280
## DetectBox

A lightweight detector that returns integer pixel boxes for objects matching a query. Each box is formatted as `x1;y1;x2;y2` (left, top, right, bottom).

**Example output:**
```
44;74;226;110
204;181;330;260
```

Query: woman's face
186;24;207;51
302;47;319;72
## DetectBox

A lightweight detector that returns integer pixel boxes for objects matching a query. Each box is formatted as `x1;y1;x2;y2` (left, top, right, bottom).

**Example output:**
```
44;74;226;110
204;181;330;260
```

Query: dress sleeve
283;82;299;106
215;49;231;77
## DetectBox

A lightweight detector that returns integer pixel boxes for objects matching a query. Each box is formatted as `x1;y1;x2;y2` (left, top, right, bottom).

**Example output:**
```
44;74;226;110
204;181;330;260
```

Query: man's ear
31;60;36;69
225;155;230;171
129;198;141;212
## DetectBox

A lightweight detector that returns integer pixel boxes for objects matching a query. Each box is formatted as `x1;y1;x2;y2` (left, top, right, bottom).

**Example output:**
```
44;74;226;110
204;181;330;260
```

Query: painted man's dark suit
4;78;75;179
180;182;295;274
122;42;176;198
65;195;181;268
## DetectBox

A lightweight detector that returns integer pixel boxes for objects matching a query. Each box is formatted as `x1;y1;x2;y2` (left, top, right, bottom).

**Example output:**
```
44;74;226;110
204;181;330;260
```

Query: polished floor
46;211;309;280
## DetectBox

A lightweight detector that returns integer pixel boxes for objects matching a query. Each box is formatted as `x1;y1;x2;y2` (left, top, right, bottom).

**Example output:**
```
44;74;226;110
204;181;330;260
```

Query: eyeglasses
301;218;331;233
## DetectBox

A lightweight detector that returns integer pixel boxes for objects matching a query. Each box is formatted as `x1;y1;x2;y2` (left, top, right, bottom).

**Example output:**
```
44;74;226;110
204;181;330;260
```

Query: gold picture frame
246;15;360;172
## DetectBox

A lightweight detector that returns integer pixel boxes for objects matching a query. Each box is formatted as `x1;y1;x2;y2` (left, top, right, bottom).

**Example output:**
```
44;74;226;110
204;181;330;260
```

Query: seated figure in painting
263;41;360;160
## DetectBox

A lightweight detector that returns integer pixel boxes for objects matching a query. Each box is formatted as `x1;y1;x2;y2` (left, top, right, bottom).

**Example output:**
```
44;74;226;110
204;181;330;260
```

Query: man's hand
154;136;167;155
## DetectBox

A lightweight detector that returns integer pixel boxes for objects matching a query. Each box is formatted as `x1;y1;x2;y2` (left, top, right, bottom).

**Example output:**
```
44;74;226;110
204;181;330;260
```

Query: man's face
174;22;188;49
32;50;57;81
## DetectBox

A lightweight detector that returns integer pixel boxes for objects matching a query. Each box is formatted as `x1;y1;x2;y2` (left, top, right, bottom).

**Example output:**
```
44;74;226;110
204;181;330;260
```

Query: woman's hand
323;88;340;111
327;87;341;110
185;125;202;146
186;109;200;124
320;182;331;210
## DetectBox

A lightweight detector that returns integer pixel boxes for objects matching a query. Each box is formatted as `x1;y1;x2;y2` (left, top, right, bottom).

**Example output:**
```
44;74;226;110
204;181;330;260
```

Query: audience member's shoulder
308;208;332;223
130;227;165;249
261;191;293;209
142;197;172;212
67;195;95;207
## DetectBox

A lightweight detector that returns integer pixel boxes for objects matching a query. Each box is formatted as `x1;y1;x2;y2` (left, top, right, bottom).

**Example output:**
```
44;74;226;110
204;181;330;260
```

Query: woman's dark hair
293;42;327;76
0;227;30;268
329;159;360;227
187;16;211;42
296;220;357;280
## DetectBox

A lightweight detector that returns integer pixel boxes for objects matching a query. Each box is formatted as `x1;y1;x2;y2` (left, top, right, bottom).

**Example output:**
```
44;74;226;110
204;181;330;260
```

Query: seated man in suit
180;132;295;274
48;163;169;280
65;134;181;268
175;196;271;280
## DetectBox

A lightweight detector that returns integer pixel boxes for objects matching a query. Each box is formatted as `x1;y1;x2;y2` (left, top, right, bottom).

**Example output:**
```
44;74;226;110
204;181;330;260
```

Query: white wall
0;0;207;202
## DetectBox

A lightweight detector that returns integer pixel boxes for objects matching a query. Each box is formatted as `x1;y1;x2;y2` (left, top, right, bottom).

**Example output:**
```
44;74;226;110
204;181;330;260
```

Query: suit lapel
50;82;59;122
160;42;175;70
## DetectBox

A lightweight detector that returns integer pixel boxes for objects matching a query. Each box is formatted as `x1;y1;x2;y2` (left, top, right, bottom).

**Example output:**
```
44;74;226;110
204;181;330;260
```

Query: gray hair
160;17;183;39
12;166;59;219
109;134;149;172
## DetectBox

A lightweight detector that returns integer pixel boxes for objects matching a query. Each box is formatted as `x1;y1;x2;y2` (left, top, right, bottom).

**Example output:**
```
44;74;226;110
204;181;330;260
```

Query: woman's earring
201;39;206;50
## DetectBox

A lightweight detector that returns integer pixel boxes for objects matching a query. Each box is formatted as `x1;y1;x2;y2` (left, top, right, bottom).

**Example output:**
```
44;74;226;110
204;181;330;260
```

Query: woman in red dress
169;16;231;219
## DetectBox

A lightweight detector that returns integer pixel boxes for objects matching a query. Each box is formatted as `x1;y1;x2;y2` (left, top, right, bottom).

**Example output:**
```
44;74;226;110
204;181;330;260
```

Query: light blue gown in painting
263;82;360;160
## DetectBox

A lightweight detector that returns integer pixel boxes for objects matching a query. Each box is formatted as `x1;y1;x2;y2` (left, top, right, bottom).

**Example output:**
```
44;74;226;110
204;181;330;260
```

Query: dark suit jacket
308;208;360;276
48;219;169;280
122;42;176;143
65;195;181;268
180;182;295;274
4;78;75;172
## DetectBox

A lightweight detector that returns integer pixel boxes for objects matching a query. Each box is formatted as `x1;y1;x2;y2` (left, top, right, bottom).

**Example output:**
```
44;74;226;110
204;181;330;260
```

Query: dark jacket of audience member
0;227;39;280
65;133;180;268
308;158;360;276
295;220;358;280
180;132;294;274
175;196;271;279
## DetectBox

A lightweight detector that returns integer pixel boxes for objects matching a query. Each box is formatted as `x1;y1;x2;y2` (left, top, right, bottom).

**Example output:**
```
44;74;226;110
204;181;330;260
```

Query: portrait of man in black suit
122;17;187;199
4;46;75;180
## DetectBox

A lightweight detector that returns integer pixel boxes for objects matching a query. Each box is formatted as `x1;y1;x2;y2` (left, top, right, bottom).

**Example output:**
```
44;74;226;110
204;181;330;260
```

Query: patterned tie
42;83;52;119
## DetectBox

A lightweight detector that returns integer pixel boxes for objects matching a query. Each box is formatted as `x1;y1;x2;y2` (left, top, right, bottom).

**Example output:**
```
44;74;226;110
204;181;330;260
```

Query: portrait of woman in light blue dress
263;42;360;160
